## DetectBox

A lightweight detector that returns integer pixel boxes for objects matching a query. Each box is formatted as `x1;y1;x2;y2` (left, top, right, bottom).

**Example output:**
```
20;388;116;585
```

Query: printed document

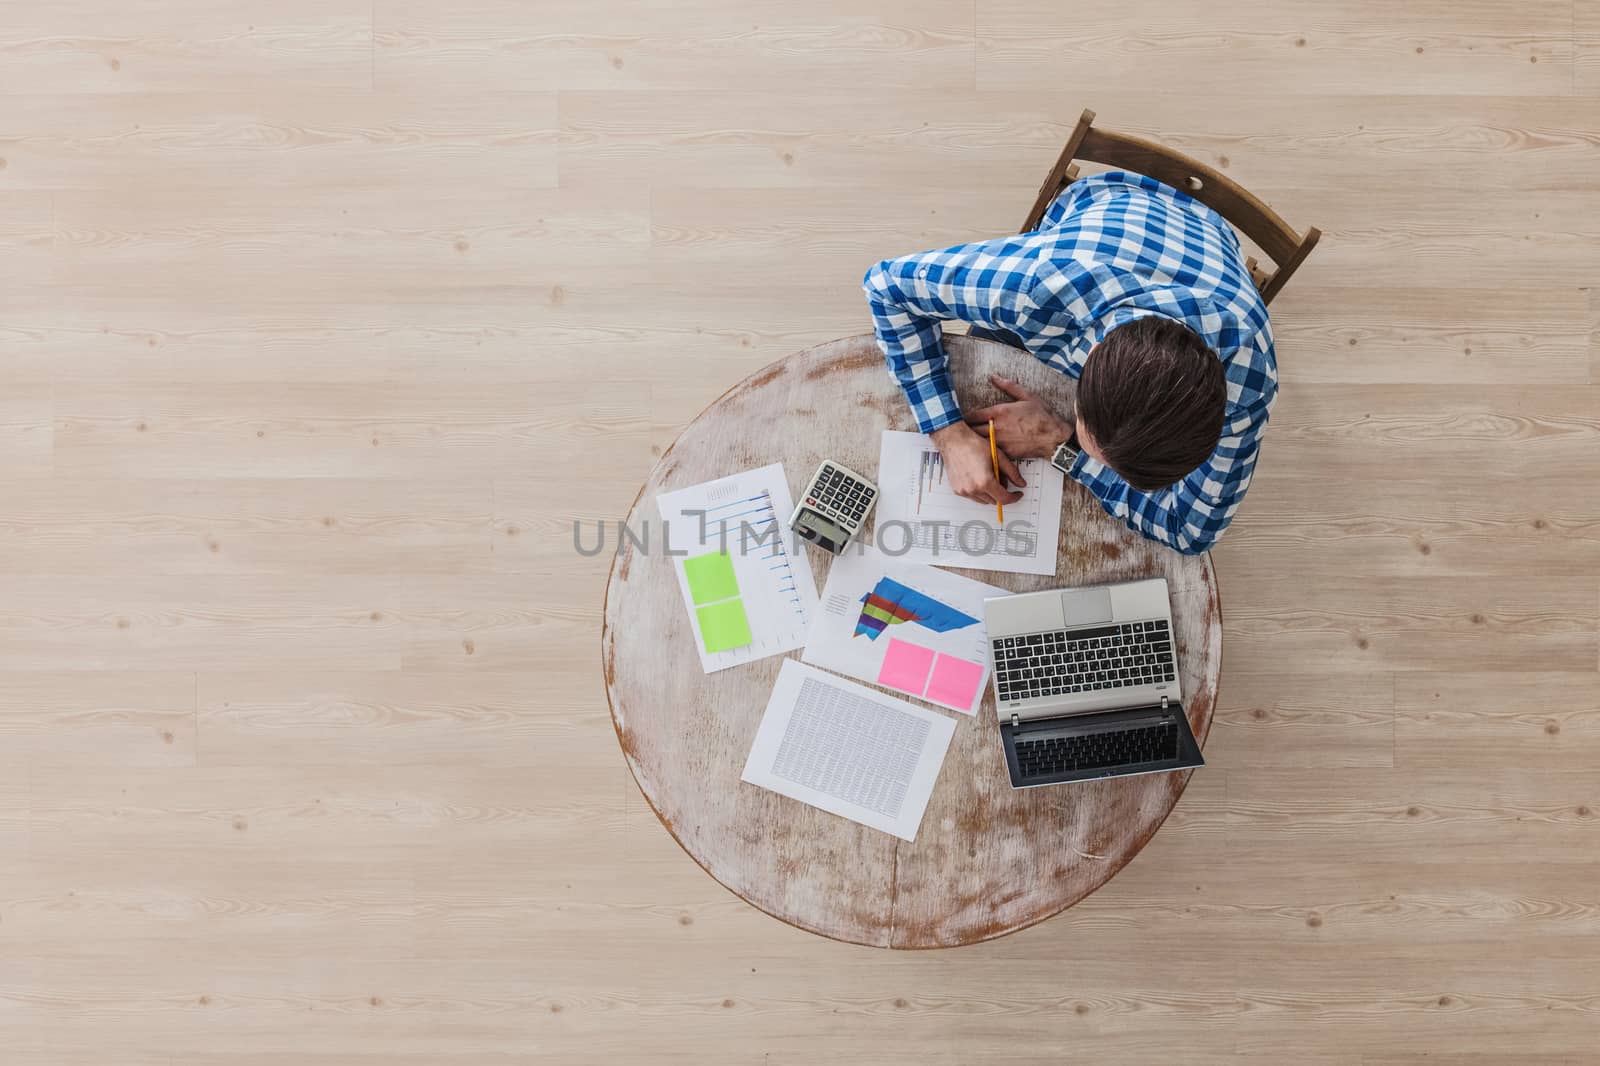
741;660;956;841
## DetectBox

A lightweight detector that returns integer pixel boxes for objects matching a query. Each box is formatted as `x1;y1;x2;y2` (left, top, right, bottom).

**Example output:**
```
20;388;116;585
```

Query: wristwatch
1049;437;1080;476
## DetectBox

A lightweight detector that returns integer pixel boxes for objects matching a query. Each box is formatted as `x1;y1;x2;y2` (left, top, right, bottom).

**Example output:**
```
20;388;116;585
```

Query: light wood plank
0;479;494;575
378;0;977;92
0;573;607;672
1222;769;1600;866
0;189;55;300
1395;671;1600;769
1577;0;1600;94
51;380;655;479
3;853;418;960
196;669;612;768
1275;285;1591;385
1223;473;1600;578
0;92;558;191
1262;186;1600;290
1370;1057;1599;1066
1589;287;1600;383
1262;384;1600;482
0;772;28;857
0;382;54;476
25;764;621;864
1210;669;1394;768
42;184;647;294
1069;852;1600;949
978;0;1575;97
0;0;372;94
0;672;194;769
1211;570;1598;673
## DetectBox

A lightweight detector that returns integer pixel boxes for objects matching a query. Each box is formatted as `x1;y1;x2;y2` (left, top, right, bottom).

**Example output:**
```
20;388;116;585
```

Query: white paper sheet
873;430;1064;576
741;660;956;841
802;549;1007;716
656;463;821;673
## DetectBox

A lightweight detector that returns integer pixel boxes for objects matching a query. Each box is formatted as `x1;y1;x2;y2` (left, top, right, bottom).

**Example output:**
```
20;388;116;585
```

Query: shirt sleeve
1066;339;1275;555
862;239;1047;434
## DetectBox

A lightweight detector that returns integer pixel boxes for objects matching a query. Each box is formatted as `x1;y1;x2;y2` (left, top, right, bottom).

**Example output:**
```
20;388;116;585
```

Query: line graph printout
803;549;1008;715
656;463;820;674
875;430;1064;576
741;660;956;841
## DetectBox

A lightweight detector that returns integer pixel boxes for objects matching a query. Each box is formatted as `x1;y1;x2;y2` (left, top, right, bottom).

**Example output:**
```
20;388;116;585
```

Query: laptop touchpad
1062;587;1114;627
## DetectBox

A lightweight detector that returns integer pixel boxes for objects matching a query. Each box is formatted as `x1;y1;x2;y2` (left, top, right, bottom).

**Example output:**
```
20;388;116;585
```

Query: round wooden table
602;334;1222;948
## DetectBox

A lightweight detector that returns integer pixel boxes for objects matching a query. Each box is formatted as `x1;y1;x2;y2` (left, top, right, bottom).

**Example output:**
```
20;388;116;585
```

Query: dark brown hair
1077;316;1227;492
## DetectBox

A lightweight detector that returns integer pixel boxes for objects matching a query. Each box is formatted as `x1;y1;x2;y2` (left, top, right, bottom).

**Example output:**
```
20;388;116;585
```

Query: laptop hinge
1011;713;1020;727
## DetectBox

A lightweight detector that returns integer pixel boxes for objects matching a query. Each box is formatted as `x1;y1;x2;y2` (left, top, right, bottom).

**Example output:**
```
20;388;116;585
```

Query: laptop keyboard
994;621;1175;704
1015;721;1179;779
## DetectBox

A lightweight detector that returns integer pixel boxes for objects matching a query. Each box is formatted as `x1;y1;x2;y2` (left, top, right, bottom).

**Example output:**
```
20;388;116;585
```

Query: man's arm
1068;429;1261;555
862;239;1045;434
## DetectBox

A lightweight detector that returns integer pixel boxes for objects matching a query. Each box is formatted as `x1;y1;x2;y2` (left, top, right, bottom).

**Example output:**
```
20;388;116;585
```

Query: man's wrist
1045;417;1077;457
928;422;971;444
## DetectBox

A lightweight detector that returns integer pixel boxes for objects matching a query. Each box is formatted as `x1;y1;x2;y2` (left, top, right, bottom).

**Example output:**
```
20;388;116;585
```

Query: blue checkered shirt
863;171;1276;555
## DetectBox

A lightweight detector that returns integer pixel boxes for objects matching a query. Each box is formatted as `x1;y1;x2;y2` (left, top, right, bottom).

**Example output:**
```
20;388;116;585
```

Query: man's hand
928;423;1025;506
965;374;1074;460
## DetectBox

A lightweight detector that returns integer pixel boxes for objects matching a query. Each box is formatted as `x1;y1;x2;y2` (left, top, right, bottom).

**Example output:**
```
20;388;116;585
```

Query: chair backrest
1021;109;1320;305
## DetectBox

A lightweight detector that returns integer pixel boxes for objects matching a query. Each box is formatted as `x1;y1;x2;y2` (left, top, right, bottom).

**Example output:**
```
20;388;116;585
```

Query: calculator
789;460;878;555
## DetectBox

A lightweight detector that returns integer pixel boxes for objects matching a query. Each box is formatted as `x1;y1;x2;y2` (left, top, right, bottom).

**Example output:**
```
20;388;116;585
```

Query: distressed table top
602;334;1222;948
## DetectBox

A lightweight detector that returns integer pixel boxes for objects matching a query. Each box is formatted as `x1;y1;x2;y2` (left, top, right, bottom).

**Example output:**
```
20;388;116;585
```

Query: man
863;171;1275;555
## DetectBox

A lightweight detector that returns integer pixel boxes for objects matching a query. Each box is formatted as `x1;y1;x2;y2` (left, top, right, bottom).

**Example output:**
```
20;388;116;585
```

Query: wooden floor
2;2;1598;1062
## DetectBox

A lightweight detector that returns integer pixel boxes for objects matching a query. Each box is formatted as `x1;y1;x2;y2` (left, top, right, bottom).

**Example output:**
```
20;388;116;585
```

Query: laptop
984;577;1203;788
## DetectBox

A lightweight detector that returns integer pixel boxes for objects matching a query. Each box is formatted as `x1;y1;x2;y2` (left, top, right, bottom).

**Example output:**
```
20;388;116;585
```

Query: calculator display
794;510;849;554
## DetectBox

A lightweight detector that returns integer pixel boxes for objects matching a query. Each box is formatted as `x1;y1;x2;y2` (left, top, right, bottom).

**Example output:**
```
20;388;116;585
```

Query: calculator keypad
803;462;876;531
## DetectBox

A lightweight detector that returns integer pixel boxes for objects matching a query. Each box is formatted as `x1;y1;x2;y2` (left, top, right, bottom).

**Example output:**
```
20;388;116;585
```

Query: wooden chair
1023;109;1320;305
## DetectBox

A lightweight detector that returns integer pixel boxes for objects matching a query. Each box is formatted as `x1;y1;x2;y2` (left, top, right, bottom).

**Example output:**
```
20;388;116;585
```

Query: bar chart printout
656;463;821;673
803;548;1007;715
875;430;1063;576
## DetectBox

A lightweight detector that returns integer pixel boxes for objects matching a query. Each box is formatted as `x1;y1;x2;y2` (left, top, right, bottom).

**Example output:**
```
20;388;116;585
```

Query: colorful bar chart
802;549;1008;716
854;576;980;640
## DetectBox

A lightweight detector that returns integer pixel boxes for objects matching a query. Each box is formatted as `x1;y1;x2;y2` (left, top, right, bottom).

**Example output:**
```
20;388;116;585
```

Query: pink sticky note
876;638;937;696
925;654;986;713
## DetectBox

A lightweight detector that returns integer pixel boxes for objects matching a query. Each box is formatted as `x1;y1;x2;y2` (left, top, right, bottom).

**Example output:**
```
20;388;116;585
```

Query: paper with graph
656;463;820;673
802;549;1008;715
742;659;956;841
874;430;1064;576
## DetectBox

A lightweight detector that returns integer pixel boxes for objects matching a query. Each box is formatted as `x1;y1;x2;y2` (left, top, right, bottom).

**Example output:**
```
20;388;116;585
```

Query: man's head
1076;317;1227;492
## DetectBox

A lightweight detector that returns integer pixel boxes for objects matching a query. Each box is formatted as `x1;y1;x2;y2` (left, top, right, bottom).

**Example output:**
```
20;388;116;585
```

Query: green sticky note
683;551;739;605
696;598;752;653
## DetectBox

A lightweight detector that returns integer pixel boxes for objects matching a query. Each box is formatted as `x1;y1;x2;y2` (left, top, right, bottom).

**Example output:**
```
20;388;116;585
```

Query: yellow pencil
988;419;1004;525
